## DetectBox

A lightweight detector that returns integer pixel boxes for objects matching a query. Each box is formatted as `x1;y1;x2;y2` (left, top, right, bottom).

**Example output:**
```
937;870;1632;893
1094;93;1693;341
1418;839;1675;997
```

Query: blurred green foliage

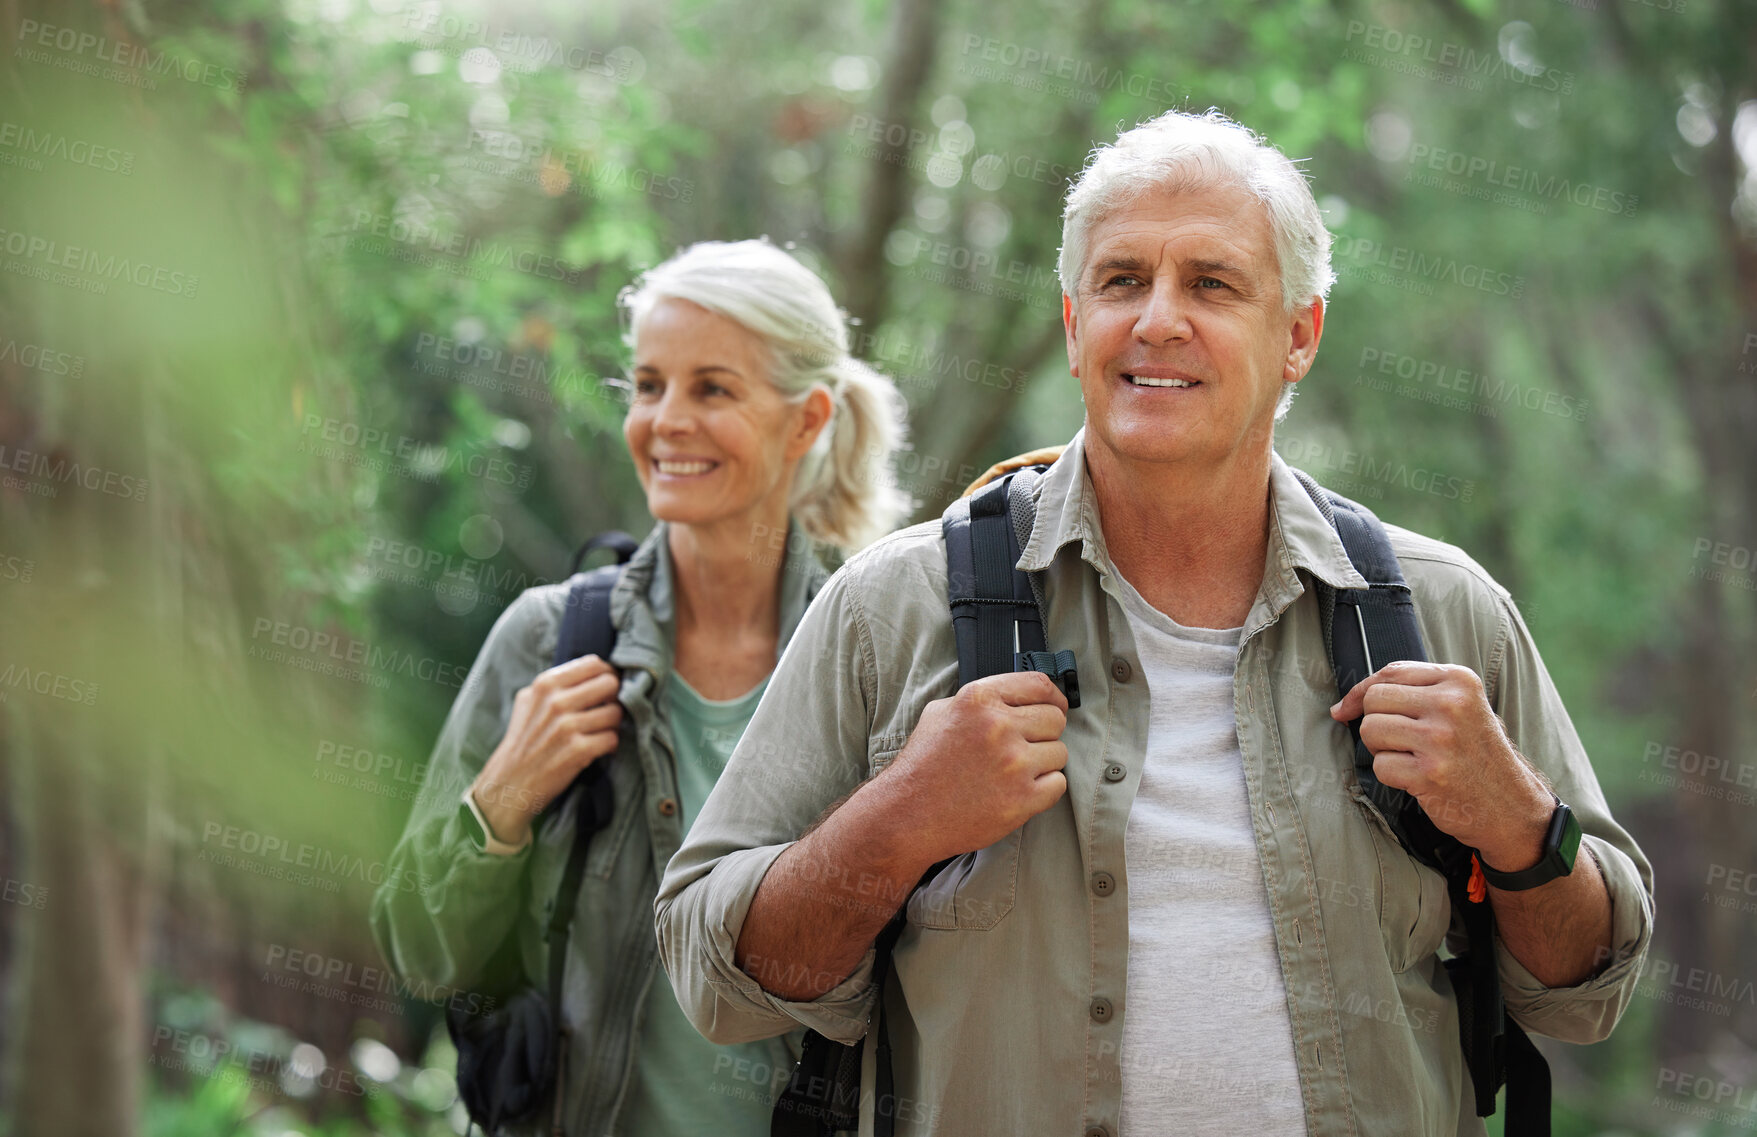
2;0;1754;1132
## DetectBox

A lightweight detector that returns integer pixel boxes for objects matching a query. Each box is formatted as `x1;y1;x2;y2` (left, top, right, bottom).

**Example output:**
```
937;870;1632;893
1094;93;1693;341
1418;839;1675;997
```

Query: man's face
1063;180;1322;476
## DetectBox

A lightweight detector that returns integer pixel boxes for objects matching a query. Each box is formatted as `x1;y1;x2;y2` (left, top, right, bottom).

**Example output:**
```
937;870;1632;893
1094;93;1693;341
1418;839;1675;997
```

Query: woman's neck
667;510;789;643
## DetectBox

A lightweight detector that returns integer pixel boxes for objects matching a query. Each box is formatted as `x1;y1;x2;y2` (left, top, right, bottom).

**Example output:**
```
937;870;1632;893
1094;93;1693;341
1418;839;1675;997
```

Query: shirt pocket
903;830;1023;931
1350;788;1451;973
865;743;1023;932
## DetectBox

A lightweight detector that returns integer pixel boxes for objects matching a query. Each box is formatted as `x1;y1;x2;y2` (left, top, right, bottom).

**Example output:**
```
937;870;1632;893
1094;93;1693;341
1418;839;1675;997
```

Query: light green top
619;672;778;1136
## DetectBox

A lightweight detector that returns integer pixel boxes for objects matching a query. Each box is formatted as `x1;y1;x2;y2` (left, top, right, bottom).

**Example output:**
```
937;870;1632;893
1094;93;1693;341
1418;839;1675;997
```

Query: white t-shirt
1113;569;1307;1133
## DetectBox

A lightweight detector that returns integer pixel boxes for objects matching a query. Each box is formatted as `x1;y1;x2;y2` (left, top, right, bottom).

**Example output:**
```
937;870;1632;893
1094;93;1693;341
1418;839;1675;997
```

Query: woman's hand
470;654;624;846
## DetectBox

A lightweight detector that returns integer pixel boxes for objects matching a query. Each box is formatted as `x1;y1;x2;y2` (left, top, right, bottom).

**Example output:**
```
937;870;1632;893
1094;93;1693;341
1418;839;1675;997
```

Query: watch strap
460;787;531;856
1480;799;1579;891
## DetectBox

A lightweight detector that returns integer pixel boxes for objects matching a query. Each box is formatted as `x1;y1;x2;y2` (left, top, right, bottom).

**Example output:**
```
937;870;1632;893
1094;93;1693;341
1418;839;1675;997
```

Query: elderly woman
371;239;909;1136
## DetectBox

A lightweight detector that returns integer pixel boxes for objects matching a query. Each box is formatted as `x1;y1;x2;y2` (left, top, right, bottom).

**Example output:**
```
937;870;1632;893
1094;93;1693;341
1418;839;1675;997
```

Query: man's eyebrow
1086;254;1258;282
631;364;744;377
1185;258;1255;279
1087;255;1151;280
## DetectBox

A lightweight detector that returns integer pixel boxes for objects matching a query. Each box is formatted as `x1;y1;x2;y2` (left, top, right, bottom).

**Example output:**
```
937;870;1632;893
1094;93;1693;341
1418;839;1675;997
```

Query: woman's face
624;297;828;533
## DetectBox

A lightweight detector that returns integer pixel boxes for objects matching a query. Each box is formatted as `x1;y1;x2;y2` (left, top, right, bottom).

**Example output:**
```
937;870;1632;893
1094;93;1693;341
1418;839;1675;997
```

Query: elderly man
655;109;1652;1136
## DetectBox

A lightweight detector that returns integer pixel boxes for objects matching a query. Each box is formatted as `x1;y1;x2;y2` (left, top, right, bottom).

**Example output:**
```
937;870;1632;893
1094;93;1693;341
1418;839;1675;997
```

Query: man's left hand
1330;660;1553;872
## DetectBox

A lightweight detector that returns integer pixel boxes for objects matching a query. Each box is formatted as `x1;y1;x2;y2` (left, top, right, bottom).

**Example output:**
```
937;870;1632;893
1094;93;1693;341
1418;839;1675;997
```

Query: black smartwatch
1479;797;1581;891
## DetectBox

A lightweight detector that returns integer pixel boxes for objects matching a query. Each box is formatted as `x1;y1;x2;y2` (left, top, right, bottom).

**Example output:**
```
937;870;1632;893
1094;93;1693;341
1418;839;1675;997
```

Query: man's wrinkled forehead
1080;182;1276;286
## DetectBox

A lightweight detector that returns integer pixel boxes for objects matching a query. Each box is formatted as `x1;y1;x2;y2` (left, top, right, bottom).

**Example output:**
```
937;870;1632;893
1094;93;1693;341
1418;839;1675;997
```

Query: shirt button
1103;763;1127;783
1110;658;1132;683
1090;871;1115;897
657;797;678;817
1089;996;1113;1023
1084;1127;1111;1137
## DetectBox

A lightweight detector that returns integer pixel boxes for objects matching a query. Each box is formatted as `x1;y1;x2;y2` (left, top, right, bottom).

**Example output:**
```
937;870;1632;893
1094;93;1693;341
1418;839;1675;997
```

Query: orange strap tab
960;445;1067;497
1467;854;1488;904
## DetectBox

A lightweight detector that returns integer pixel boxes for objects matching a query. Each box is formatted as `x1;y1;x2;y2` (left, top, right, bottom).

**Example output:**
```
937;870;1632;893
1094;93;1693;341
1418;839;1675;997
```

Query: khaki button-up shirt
655;428;1654;1137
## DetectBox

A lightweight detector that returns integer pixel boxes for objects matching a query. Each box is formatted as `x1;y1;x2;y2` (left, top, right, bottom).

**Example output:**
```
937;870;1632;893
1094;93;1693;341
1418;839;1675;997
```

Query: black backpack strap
540;554;629;1129
1290;471;1427;836
771;1029;861;1136
771;857;949;1137
566;529;639;577
944;467;1078;706
775;475;1070;1137
1291;469;1546;1135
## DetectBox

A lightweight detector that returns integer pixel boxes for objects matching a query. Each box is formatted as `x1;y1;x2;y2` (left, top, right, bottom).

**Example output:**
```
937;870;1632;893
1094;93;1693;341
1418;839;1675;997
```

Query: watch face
459;800;487;848
1558;807;1582;871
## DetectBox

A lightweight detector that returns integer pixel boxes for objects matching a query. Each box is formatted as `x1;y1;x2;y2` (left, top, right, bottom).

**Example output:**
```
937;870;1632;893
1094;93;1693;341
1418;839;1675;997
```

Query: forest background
1;0;1753;1132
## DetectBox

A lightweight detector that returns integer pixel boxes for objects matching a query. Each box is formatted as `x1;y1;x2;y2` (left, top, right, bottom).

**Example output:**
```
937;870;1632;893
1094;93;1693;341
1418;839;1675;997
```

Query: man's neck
1085;435;1274;631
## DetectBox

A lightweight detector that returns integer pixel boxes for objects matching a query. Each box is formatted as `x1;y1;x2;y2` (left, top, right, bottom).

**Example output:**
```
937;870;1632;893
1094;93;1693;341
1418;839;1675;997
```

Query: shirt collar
610;517;830;674
1017;426;1368;593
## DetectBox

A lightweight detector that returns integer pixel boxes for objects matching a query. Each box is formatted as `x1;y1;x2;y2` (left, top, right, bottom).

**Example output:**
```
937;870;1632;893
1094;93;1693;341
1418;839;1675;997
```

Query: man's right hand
470;654;623;845
874;670;1070;867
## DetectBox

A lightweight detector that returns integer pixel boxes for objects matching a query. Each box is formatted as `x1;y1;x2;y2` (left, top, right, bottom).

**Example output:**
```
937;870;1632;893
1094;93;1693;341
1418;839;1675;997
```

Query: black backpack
448;531;638;1136
771;462;1549;1137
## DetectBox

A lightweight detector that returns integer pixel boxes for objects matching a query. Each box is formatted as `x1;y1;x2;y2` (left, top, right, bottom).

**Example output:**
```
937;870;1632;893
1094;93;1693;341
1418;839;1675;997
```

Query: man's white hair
1056;108;1335;421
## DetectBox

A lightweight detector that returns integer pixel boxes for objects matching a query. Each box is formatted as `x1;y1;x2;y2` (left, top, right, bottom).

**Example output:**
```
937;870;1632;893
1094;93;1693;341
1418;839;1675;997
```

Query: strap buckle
1015;648;1080;709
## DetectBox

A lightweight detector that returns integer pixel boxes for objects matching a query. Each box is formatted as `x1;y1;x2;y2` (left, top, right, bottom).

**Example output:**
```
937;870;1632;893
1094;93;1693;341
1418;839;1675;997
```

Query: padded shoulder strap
1292;468;1544;1132
1289;470;1429;836
552;563;622;670
944;468;1047;688
566;529;639;577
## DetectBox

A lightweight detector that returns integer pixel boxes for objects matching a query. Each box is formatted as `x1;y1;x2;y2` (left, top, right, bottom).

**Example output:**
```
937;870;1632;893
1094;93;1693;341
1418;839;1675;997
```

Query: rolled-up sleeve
1487;590;1655;1044
655;555;883;1046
